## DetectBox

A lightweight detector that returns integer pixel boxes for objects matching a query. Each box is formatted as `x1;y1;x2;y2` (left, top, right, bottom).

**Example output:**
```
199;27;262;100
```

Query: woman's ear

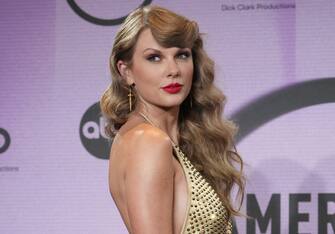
116;60;135;85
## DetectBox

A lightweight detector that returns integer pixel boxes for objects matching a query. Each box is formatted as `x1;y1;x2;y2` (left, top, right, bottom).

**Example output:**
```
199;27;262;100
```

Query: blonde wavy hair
100;5;245;218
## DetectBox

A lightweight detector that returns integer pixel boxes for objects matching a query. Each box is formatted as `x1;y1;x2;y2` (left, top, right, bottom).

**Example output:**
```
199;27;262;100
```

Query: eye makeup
145;49;192;62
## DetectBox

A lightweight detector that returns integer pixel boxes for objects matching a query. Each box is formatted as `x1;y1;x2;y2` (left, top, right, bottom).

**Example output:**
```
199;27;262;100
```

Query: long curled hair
100;5;245;218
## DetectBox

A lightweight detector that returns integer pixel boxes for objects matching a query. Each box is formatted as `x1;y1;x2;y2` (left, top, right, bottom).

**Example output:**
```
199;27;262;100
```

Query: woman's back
108;115;188;234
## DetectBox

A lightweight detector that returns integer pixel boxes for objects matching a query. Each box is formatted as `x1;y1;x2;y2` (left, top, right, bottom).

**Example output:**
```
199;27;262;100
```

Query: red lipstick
162;82;183;94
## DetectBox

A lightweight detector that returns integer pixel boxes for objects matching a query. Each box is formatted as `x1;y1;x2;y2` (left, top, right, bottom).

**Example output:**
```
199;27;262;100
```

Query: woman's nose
166;58;181;77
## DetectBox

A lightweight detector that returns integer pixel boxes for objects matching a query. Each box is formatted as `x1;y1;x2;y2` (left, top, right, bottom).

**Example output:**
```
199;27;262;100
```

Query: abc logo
0;128;10;154
80;102;111;159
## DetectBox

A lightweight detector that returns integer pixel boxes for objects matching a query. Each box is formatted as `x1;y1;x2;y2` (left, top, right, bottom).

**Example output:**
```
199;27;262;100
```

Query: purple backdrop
1;1;334;233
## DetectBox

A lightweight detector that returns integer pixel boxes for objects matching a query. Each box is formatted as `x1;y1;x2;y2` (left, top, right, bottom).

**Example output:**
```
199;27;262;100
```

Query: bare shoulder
123;122;172;144
121;122;175;165
110;122;175;176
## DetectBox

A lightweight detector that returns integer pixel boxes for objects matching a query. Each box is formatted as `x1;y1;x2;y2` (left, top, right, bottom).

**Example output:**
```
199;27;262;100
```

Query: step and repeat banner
1;1;334;233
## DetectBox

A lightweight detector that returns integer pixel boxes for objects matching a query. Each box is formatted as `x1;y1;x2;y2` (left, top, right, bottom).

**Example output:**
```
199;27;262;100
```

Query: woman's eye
178;52;191;59
147;54;160;62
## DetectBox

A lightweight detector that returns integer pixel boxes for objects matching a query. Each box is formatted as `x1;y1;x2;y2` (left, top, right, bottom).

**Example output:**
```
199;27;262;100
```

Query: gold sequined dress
138;112;233;234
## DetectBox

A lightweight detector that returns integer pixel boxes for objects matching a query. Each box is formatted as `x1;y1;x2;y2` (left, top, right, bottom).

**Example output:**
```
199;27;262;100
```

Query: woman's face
118;28;194;110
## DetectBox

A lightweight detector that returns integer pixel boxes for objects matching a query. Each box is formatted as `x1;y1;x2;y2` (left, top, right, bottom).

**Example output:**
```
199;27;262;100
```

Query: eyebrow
142;47;190;54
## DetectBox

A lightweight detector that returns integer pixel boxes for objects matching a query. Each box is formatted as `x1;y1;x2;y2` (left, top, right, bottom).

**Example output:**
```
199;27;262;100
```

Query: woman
100;5;245;234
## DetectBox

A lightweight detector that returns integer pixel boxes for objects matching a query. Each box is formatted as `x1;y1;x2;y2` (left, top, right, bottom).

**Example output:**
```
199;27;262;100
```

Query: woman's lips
162;83;183;94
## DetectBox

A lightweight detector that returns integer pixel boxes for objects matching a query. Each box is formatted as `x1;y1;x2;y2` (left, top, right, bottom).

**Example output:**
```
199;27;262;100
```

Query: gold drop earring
128;84;134;111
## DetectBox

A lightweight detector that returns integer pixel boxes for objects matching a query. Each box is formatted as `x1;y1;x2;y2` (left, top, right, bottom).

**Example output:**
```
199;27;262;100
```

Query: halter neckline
137;111;179;148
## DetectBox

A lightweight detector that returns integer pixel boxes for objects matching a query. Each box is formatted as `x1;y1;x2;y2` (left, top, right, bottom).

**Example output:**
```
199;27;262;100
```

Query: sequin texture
173;145;233;234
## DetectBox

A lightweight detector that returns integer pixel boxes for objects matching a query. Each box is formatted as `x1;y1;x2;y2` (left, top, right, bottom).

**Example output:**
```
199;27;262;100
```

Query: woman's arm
124;127;175;234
